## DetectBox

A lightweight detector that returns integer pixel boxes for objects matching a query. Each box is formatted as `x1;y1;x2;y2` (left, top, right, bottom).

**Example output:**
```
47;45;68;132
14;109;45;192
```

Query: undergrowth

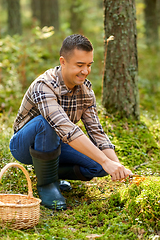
0;108;160;240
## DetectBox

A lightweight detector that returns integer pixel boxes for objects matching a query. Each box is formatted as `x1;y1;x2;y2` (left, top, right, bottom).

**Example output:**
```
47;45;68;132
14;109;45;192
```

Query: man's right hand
101;159;132;181
69;134;132;181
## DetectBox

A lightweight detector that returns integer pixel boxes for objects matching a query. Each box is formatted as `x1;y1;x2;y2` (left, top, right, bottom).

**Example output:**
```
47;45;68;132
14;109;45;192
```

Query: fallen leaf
86;234;104;239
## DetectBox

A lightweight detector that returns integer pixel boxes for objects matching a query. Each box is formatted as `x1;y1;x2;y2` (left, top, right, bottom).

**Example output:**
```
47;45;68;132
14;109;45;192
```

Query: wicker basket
0;162;41;229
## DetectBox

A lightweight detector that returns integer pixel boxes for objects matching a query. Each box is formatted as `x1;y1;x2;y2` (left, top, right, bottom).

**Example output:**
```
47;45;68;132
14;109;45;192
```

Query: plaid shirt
13;66;114;150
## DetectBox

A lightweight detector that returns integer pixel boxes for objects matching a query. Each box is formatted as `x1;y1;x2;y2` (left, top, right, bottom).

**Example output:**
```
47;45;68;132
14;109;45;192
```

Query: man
9;34;132;210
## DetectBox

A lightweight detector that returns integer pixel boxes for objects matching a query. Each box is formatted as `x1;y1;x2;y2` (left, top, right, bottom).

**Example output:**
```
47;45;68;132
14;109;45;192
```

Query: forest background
0;0;160;239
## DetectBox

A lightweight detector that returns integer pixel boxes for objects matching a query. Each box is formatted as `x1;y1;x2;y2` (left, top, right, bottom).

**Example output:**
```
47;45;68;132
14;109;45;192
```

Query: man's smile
76;74;86;80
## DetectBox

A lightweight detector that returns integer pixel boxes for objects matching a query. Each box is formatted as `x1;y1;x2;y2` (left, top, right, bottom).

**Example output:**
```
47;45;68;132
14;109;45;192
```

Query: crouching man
10;34;132;210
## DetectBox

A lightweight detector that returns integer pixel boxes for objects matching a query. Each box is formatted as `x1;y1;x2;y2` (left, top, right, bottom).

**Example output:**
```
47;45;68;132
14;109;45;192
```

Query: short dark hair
60;34;93;59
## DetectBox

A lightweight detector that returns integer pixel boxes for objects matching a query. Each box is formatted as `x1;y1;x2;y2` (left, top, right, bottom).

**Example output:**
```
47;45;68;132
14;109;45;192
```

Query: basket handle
0;162;33;198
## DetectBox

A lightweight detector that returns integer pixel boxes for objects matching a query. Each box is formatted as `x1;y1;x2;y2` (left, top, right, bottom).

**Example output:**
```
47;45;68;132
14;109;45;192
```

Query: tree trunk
70;0;84;33
31;0;41;21
144;0;159;47
1;0;7;8
40;0;59;30
157;0;160;26
7;0;22;35
102;0;139;119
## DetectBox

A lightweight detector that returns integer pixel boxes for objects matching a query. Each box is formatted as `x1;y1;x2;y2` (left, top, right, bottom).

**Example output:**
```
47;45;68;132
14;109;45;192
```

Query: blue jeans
9;115;107;179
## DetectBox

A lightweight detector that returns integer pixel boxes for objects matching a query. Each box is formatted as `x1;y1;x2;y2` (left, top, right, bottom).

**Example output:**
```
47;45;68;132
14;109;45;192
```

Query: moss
121;177;160;231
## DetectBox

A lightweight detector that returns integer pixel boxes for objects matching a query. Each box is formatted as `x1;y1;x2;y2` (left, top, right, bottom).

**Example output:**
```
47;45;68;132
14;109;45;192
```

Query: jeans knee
96;168;108;177
35;116;50;133
34;115;60;151
93;165;108;177
35;116;57;137
80;164;108;179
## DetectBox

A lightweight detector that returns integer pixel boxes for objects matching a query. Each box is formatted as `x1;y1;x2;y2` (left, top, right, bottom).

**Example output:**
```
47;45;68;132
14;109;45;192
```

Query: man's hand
69;134;132;181
101;159;132;181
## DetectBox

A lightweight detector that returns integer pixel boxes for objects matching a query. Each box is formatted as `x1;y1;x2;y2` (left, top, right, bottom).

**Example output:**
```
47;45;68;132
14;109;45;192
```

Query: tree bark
157;0;160;26
144;0;159;47
102;0;139;119
70;0;84;33
31;0;41;21
7;0;22;35
40;0;59;30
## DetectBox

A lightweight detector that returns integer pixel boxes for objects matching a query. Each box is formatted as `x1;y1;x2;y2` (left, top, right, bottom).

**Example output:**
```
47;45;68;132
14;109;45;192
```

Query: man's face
60;48;94;90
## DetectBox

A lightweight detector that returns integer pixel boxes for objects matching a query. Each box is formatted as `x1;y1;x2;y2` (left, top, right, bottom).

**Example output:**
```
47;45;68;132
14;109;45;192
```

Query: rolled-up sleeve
81;91;115;150
31;81;84;143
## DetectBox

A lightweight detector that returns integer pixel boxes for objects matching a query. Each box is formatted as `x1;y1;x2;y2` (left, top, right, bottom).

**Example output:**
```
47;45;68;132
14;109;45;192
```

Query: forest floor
0;104;160;240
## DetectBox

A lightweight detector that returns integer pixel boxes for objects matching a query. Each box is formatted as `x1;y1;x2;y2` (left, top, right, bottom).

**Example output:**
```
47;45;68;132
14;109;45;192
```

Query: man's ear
59;56;66;66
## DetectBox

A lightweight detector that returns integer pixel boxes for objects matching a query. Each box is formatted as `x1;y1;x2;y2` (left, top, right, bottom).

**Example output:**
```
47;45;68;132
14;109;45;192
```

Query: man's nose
81;67;89;75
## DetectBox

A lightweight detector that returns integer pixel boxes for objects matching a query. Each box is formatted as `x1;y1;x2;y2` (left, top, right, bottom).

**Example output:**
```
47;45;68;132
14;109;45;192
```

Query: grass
0;103;160;239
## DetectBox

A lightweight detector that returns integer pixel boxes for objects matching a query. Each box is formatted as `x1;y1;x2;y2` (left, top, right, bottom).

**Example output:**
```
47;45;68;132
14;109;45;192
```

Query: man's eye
78;65;82;67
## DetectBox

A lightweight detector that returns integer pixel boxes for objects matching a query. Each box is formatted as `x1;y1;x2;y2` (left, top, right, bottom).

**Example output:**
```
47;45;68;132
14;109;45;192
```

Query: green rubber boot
30;146;67;210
